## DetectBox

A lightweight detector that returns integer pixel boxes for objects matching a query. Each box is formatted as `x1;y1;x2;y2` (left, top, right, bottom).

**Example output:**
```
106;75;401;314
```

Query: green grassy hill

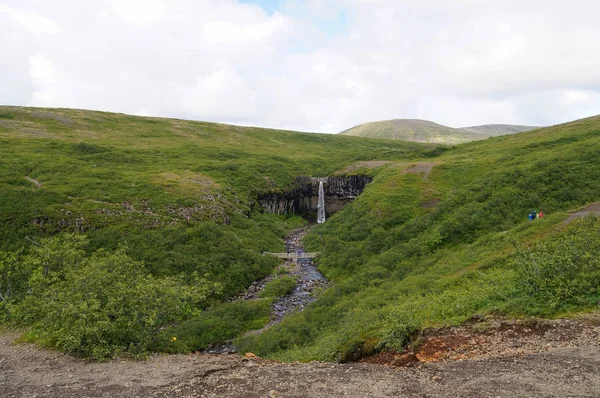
339;119;539;143
0;106;430;358
1;106;599;362
241;115;600;362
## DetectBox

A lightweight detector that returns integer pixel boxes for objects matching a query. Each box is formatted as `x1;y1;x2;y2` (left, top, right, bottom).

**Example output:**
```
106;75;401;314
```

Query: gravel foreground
2;313;600;398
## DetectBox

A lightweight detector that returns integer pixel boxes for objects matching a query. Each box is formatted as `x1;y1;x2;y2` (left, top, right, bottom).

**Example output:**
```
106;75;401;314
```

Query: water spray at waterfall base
317;180;326;224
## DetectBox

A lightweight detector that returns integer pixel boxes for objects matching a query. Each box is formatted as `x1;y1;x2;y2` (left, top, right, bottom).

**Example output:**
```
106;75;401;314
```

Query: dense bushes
87;217;282;298
259;276;297;298
511;217;600;314
2;234;214;359
157;299;272;353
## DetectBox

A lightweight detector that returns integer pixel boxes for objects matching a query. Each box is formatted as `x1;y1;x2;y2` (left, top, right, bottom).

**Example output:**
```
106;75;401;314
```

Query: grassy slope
240;115;600;361
2;106;599;361
339;119;540;143
0;106;438;356
0;106;429;294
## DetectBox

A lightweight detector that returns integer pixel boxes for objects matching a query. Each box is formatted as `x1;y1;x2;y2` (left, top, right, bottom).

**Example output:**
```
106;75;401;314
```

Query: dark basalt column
258;175;372;217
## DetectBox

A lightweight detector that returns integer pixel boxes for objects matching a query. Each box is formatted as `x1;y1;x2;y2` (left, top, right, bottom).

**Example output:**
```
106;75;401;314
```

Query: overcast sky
2;0;599;133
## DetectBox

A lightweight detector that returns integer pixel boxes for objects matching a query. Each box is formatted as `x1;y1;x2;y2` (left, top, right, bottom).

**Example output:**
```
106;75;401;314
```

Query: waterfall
317;180;326;224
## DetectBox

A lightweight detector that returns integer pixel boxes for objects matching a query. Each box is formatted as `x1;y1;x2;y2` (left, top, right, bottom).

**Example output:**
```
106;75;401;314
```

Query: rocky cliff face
259;175;372;218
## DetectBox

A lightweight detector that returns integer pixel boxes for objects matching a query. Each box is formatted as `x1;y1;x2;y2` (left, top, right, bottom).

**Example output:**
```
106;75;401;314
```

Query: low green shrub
259;276;297;299
8;234;214;360
156;299;272;353
511;217;600;315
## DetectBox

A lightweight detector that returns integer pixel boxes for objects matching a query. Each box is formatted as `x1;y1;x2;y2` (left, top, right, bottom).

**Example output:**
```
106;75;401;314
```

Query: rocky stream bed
202;226;329;354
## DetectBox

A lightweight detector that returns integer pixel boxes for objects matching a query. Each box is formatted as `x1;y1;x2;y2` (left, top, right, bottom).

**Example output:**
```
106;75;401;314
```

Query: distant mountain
460;124;540;136
339;119;541;144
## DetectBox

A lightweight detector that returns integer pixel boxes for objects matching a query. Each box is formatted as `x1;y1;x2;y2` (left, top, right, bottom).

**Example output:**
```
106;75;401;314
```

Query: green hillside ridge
339;118;540;144
1;106;599;362
240;115;600;362
0;106;430;358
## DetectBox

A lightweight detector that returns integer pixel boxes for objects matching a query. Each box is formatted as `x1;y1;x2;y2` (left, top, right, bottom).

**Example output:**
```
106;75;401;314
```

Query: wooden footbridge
262;251;320;260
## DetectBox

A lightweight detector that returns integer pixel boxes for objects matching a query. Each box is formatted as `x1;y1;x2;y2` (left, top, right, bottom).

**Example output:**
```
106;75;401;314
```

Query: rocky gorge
258;175;372;219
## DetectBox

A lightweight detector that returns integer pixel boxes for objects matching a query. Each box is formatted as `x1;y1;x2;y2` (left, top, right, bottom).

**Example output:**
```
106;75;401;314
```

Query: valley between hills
1;106;600;396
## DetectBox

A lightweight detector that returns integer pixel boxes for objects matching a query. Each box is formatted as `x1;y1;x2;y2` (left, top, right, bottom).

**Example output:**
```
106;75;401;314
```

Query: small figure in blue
528;210;538;220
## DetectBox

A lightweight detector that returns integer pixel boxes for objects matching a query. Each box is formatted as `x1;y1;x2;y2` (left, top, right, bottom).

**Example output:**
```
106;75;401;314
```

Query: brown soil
362;312;600;367
3;313;600;397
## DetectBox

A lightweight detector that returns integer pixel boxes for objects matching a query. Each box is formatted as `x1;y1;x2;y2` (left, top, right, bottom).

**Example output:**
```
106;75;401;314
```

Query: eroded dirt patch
362;313;600;367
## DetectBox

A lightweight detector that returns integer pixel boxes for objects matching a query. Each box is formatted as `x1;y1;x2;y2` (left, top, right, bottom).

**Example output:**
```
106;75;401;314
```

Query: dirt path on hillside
3;312;600;397
564;202;600;224
24;176;42;188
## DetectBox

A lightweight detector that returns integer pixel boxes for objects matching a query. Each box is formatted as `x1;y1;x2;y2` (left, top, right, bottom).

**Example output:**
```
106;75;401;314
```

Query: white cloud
13;11;59;34
29;55;61;105
1;6;59;35
204;13;291;43
29;55;56;82
561;89;595;107
1;0;599;132
108;0;165;26
181;60;257;121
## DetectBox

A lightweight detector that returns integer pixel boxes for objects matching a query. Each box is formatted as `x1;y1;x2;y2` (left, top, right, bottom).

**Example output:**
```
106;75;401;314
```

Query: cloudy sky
2;0;599;133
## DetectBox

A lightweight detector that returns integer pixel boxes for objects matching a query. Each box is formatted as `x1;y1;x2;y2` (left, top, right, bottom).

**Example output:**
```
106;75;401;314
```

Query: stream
202;226;329;354
271;226;329;324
